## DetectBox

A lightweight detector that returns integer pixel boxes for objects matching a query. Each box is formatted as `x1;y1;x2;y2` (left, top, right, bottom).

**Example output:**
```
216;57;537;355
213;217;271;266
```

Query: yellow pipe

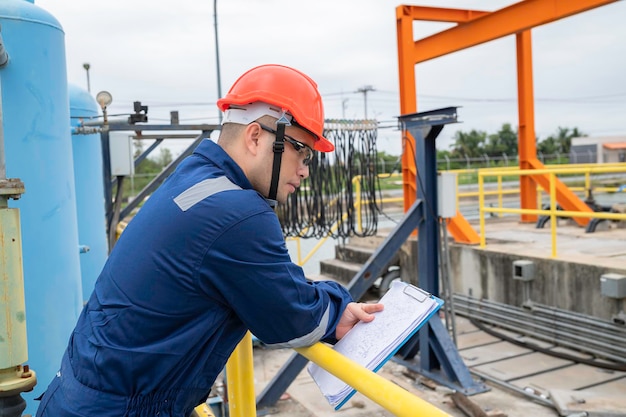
225;332;256;417
295;237;302;265
480;165;626;177
354;176;363;234
497;175;503;218
479;174;486;248
482;207;626;220
550;174;557;258
295;343;451;417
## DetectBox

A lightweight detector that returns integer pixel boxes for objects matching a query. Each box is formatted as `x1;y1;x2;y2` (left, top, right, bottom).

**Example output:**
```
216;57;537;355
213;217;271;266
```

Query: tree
537;127;585;155
450;129;487;158
376;150;401;174
485;123;518;157
155;147;173;167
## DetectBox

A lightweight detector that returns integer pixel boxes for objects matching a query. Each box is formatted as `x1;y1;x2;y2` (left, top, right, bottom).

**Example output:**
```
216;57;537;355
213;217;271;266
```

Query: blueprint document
307;280;443;409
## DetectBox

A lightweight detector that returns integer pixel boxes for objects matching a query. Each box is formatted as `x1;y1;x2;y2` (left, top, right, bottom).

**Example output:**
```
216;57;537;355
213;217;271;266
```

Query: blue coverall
35;139;353;416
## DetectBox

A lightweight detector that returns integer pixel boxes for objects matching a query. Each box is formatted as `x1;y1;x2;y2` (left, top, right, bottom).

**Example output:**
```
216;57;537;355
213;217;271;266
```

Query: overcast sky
35;0;626;156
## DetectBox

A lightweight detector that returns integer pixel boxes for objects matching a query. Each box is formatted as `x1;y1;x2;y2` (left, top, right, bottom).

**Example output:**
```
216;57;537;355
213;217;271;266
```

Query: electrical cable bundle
277;120;380;239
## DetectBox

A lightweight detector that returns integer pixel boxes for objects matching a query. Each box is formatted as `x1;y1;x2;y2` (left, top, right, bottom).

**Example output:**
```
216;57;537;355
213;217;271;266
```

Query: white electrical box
109;133;135;176
600;273;626;299
513;260;535;281
437;172;457;218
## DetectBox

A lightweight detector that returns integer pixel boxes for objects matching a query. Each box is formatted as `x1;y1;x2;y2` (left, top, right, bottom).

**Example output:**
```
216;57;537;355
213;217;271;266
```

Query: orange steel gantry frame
396;0;619;243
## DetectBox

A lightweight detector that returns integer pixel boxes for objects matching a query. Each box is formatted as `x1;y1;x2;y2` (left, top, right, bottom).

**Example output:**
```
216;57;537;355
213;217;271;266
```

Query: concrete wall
398;238;626;321
448;245;626;321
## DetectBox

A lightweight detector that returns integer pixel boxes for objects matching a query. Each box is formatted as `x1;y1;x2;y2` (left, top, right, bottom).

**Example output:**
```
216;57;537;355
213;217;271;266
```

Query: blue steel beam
398;107;487;395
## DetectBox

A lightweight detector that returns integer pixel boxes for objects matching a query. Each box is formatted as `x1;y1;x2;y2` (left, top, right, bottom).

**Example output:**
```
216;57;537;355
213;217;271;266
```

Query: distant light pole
83;63;91;92
213;0;223;124
341;98;349;119
357;85;374;120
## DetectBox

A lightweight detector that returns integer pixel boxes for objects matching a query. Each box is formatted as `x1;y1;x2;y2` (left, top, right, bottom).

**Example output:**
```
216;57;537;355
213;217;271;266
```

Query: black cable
277;121;380;239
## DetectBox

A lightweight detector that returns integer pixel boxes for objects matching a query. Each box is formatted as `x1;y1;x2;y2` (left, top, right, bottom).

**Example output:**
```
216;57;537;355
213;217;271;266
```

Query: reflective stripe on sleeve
174;177;241;211
263;305;331;349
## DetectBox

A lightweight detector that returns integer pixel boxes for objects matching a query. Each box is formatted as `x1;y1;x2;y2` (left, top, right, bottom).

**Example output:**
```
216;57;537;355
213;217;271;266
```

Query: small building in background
571;135;626;164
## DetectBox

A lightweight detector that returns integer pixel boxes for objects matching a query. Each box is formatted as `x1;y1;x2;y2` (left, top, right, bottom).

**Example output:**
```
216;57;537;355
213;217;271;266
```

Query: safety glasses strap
268;121;287;205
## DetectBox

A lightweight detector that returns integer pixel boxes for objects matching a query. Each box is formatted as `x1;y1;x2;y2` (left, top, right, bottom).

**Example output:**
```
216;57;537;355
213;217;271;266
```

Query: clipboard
307;280;443;409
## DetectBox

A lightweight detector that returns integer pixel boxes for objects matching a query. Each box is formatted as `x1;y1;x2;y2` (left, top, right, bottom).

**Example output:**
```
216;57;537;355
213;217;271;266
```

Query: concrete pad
460;341;532;366
584;377;626;396
472;352;573;381
456;330;501;350
550;388;626;417
492;328;556;349
510;364;625;397
453;315;481;334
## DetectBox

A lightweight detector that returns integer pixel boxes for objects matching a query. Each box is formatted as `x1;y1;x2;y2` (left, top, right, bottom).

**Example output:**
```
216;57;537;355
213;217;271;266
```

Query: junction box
600;273;626;299
513;260;535;281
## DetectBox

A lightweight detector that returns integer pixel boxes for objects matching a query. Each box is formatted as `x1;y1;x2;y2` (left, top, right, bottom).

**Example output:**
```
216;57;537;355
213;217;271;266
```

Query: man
36;64;383;416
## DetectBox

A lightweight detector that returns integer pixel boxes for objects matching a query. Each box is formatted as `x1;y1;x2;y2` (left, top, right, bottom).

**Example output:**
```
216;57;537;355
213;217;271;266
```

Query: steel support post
397;107;487;395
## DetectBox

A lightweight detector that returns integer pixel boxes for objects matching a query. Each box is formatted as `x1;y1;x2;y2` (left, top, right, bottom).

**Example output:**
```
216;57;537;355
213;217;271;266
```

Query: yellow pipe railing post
550;173;557;258
225;332;256;417
353;175;363;234
479;173;486;248
296;343;451;417
497;174;503;217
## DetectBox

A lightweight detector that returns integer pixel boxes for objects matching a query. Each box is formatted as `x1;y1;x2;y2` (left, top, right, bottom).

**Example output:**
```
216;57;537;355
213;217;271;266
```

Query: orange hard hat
217;64;334;152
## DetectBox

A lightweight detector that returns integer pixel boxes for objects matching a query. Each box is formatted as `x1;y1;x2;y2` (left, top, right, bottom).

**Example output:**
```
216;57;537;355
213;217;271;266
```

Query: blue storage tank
0;0;83;412
69;84;108;302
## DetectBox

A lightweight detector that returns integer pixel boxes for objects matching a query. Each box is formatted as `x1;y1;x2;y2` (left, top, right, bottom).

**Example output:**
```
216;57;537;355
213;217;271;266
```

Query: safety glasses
256;122;315;166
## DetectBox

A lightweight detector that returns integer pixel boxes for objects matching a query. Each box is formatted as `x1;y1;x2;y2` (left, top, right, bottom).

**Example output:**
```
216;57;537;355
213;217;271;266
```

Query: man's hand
335;302;384;340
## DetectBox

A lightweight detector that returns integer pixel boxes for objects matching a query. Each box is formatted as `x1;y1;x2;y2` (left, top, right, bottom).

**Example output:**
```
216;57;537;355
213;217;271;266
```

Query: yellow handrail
478;165;626;257
296;343;451;417
219;335;451;416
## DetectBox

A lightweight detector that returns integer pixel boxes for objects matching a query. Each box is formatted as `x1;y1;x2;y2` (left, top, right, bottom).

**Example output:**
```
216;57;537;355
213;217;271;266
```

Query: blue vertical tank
69;84;108;302
0;0;83;412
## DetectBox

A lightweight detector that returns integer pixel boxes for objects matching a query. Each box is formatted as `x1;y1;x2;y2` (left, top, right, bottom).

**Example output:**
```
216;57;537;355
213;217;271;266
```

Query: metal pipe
295;342;452;417
457;302;625;348
455;296;626;341
226;332;256;417
454;300;625;362
469;369;554;408
213;0;222;124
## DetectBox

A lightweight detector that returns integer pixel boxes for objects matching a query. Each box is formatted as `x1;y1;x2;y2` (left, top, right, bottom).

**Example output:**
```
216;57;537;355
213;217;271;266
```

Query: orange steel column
516;31;591;226
396;6;480;244
396;6;418;213
516;30;538;223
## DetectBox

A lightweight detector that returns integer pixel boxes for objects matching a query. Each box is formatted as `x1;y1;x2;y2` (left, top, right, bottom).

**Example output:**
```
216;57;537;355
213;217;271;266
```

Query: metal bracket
0;178;25;200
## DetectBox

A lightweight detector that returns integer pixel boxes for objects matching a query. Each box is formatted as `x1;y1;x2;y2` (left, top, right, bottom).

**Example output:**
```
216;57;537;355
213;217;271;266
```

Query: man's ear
243;122;263;156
